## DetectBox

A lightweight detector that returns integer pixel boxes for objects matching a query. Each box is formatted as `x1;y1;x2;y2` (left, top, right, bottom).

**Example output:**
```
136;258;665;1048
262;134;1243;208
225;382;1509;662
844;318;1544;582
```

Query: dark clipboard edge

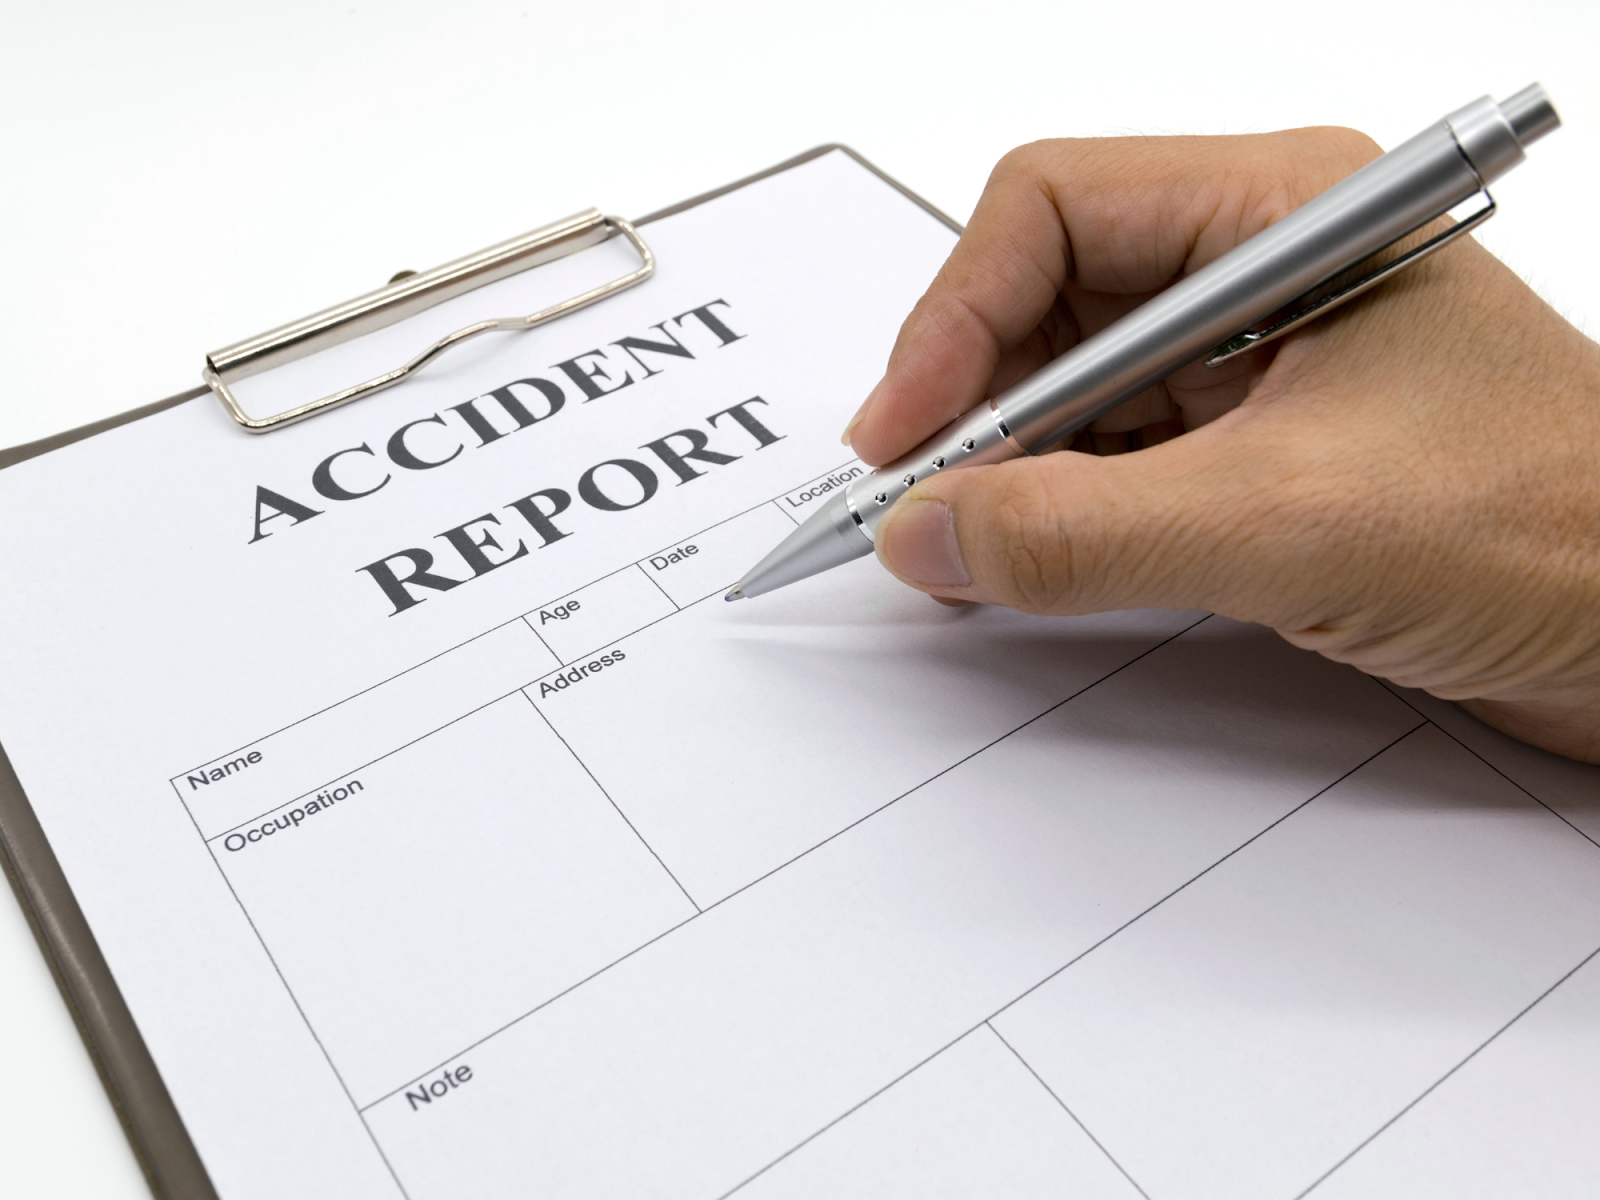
0;386;207;472
0;143;962;1200
0;745;215;1199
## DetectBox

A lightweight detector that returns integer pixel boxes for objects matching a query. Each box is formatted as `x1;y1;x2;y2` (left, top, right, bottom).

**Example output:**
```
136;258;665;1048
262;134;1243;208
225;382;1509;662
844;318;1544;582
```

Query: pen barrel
993;95;1532;450
845;401;1025;539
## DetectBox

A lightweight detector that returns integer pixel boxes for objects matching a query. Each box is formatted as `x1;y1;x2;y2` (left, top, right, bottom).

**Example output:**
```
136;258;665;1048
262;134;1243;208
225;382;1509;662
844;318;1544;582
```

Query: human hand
846;132;1600;763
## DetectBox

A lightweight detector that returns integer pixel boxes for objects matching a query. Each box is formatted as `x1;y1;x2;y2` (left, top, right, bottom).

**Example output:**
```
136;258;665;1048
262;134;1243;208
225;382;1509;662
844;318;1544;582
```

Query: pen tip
724;586;745;603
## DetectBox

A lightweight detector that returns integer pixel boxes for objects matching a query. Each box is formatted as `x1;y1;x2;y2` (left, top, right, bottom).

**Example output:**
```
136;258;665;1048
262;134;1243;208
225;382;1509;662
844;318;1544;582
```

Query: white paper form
1;150;1597;1200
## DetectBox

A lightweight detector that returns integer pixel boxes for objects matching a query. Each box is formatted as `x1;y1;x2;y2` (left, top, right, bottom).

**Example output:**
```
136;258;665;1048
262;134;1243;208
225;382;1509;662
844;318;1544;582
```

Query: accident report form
2;149;1599;1200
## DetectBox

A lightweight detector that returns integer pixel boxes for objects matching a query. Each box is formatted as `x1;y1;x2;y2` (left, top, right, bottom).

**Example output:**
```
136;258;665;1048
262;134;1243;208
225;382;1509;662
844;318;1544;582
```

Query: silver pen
726;83;1560;602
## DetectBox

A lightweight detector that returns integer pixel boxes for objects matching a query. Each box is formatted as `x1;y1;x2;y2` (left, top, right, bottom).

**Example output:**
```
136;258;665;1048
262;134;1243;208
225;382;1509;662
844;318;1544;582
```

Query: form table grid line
355;611;1217;1112
198;688;530;842
519;613;564;666
356;906;703;1112
166;776;413;1199
690;613;1218;917
986;1021;1150;1199
637;560;682;610
193;589;735;842
986;719;1429;1023
181;600;1415;1177
171;615;530;780
1295;938;1600;1198
719;718;1429;1200
714;1025;998;1199
1373;677;1600;854
520;689;701;912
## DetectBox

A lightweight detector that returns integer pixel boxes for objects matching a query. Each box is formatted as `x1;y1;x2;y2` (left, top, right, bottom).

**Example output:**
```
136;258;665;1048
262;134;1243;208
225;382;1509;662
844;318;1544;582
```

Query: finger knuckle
1278;125;1383;190
992;139;1069;183
1317;125;1383;170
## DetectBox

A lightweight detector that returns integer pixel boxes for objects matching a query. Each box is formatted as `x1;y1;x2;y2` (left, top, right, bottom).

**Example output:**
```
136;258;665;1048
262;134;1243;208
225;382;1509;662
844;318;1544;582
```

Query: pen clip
1204;191;1496;368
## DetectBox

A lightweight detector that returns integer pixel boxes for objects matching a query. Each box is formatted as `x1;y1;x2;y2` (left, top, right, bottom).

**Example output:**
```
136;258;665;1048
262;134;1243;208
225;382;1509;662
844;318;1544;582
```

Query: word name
187;750;263;791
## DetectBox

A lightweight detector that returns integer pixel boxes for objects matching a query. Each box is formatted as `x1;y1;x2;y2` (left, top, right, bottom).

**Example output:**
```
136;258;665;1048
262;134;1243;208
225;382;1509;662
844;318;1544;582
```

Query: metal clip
1204;192;1495;368
204;210;655;433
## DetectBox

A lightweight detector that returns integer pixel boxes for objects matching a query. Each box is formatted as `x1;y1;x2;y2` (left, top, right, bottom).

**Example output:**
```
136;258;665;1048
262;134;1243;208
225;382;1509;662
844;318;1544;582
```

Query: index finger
844;129;1381;466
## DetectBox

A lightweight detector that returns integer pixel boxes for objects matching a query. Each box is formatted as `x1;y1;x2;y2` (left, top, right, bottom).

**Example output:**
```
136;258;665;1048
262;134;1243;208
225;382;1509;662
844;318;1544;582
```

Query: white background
2;1;1595;1195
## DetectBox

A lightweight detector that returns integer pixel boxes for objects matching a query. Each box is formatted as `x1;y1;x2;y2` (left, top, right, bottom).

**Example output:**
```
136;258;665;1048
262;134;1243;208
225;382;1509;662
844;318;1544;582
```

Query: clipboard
0;144;959;1200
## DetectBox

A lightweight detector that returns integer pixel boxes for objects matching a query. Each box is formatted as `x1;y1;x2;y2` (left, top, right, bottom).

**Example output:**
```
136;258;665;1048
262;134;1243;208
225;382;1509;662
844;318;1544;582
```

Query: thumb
871;425;1329;623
